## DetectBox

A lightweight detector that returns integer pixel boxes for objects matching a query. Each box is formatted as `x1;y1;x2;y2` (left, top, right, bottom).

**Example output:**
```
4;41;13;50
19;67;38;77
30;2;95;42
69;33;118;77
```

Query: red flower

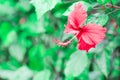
64;3;107;52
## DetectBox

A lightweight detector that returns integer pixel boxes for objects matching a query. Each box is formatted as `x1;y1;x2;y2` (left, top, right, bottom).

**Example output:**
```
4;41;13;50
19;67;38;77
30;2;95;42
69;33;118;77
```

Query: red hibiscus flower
54;3;107;52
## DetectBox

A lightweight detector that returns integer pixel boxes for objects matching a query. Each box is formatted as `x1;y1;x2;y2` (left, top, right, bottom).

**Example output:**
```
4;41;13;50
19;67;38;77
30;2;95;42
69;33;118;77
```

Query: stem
106;4;120;9
69;33;78;42
107;9;119;15
93;4;120;9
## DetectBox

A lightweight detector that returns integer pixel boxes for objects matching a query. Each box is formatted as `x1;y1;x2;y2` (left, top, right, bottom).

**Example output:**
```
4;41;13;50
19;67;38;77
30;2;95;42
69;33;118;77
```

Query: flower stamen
53;33;78;47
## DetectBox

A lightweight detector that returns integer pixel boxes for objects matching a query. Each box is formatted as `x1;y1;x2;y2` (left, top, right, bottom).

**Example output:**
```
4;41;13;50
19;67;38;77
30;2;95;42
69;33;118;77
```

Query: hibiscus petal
64;3;87;34
78;38;95;52
64;22;79;34
81;24;107;45
69;3;87;27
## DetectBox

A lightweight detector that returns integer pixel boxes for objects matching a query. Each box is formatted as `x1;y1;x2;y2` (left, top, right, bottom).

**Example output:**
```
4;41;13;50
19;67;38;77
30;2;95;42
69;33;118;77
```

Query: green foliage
0;66;33;80
95;52;108;77
64;51;88;77
63;1;92;16
33;69;51;80
28;44;45;70
86;13;109;26
9;42;26;62
0;0;120;80
97;0;110;4
31;0;61;19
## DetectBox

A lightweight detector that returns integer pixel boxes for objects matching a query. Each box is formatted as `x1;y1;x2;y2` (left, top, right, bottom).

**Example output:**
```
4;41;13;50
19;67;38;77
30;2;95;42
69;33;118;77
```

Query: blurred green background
0;0;120;80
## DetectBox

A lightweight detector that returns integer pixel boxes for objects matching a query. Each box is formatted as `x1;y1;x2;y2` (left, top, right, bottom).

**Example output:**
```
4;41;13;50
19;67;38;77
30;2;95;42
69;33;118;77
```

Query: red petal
77;24;107;52
64;3;87;34
69;3;87;27
78;38;95;52
64;23;79;34
81;24;107;45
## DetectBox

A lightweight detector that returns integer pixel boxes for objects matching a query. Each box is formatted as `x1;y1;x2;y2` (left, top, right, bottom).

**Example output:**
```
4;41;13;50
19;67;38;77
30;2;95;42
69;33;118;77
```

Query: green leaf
28;44;46;70
53;3;71;17
89;71;101;80
0;22;12;42
20;14;45;34
0;22;18;47
8;42;26;62
64;51;88;77
117;26;120;34
16;0;32;12
31;0;61;19
4;30;17;47
0;3;15;16
0;70;14;79
65;76;74;80
11;66;33;80
105;35;120;52
111;0;119;5
63;1;92;16
33;69;51;80
0;66;33;80
95;52;108;77
97;0;110;5
0;58;20;70
86;13;109;26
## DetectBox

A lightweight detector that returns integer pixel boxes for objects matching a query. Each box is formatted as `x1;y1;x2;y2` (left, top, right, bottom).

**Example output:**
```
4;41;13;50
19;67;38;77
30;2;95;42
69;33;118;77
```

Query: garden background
0;0;120;80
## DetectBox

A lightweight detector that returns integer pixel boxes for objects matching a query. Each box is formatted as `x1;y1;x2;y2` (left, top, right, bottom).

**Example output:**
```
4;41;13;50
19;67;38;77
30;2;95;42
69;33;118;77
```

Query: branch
93;4;120;9
106;4;120;9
